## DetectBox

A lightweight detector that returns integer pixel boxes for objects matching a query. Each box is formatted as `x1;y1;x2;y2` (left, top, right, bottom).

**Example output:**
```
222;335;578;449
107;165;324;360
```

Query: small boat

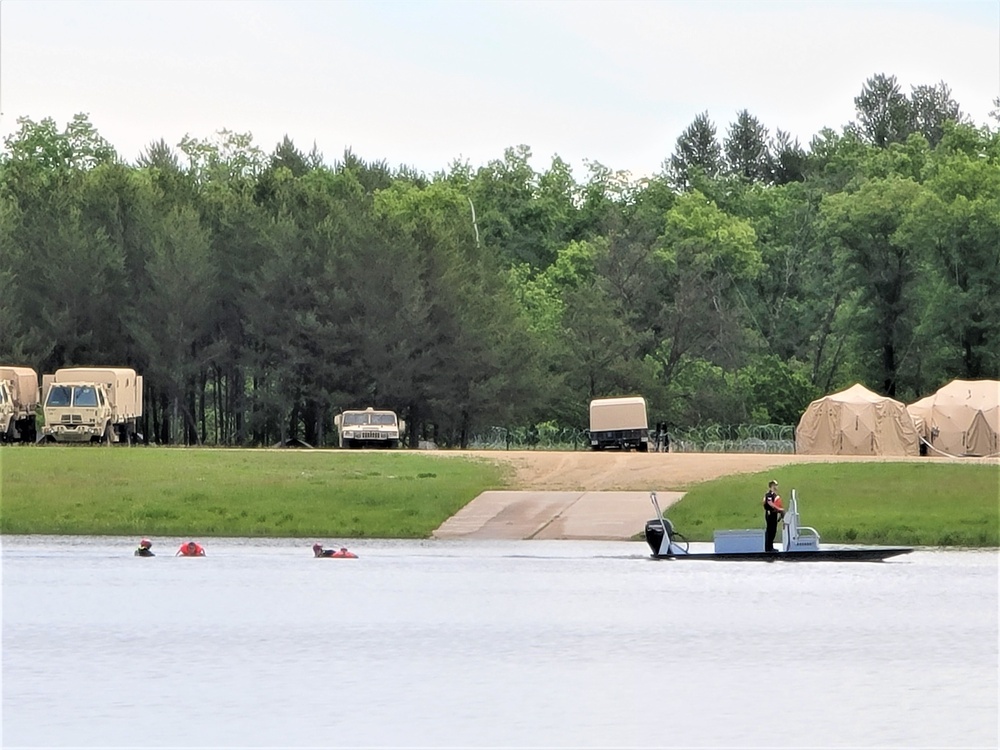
645;490;912;562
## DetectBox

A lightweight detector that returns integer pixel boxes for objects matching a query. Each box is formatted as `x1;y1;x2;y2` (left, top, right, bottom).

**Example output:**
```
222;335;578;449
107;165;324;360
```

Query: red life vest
177;542;205;556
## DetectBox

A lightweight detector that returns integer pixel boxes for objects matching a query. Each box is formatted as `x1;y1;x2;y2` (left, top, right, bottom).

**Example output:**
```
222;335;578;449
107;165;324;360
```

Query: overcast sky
1;0;997;178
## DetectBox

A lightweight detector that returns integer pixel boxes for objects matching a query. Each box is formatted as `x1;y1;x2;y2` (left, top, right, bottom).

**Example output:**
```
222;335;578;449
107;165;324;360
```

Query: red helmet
140;539;152;548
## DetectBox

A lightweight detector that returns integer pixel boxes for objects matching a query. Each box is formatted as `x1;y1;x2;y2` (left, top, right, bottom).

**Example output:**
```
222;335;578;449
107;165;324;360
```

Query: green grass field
665;462;999;547
0;447;510;537
1;447;997;545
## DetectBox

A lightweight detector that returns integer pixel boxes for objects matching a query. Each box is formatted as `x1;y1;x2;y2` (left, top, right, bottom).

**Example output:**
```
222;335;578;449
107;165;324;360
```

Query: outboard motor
647;492;689;556
644;517;673;554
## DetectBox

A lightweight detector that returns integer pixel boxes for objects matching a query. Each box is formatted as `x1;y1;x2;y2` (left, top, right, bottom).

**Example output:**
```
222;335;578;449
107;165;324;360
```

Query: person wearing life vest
176;541;206;557
135;538;154;557
313;543;357;558
763;479;785;552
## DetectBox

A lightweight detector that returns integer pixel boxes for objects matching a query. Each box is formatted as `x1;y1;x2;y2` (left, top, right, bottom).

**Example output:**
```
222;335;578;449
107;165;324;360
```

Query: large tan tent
907;379;1000;457
795;383;919;456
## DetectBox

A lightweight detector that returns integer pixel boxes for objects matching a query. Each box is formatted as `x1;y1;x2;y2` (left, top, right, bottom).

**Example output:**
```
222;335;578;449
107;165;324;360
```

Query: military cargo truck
40;367;143;444
334;407;405;448
0;366;39;442
588;396;650;451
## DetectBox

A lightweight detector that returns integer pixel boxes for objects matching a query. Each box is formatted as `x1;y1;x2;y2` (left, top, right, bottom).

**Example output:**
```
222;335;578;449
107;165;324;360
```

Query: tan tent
907;394;934;442
796;383;919;456
907;379;1000;457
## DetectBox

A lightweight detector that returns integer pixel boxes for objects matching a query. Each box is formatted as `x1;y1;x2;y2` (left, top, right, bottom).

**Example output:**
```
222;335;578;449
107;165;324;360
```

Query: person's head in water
139;538;152;550
187;542;197;553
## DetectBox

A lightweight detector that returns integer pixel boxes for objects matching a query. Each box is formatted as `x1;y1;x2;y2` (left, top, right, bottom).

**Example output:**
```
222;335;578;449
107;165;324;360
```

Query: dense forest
1;74;997;447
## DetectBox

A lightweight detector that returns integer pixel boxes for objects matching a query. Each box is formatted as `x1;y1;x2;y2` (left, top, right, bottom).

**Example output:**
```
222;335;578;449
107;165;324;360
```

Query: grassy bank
2;448;997;545
665;462;999;547
0;447;510;537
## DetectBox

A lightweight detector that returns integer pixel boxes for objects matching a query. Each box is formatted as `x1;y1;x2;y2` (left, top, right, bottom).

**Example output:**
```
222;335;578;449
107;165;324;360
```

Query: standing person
762;480;784;552
176;541;206;557
134;538;154;557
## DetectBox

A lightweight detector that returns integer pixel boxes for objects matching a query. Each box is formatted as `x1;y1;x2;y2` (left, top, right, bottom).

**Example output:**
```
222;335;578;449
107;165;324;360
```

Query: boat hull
649;547;913;562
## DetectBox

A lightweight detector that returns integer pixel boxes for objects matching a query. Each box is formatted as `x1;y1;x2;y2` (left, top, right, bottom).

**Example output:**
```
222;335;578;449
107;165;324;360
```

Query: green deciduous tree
820;176;929;396
652;190;762;394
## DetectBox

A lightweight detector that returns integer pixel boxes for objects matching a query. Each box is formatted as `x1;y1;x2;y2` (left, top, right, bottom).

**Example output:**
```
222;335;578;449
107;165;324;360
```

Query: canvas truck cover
908;379;999;457
0;367;39;411
49;368;143;418
589;397;649;432
795;383;919;456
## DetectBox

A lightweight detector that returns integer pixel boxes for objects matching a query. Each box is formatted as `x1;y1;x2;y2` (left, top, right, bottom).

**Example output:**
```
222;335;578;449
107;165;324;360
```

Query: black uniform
134;547;154;557
763;490;783;552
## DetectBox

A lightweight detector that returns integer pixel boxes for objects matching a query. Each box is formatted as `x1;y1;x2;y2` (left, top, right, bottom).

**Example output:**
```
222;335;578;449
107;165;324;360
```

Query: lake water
2;536;997;749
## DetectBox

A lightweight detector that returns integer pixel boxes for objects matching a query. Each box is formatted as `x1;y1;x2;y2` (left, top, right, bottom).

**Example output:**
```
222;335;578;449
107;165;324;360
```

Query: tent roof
817;383;901;406
931;379;999;407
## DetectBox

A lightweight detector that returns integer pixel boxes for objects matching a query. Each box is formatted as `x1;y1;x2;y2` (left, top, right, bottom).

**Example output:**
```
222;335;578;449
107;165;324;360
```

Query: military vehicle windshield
46;386;73;407
74;386;99;407
46;385;99;407
342;412;397;426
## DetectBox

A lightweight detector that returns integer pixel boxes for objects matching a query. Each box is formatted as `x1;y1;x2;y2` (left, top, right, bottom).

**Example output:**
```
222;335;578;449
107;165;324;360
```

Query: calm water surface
2;537;997;749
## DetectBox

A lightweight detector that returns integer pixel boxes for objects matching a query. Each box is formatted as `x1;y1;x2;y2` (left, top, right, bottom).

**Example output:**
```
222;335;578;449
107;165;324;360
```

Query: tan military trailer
0;366;39;443
587;396;650;451
334;407;405;448
40;367;143;445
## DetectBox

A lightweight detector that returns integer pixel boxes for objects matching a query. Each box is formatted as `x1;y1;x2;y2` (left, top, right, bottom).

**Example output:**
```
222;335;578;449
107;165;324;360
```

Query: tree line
1;74;997;447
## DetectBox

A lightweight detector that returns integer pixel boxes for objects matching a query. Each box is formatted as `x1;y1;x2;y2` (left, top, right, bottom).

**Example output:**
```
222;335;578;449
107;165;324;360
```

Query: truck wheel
638;443;649;453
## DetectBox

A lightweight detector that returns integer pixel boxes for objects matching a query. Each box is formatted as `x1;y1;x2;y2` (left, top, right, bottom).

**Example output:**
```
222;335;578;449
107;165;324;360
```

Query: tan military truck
334;407;405;448
40;367;143;444
587;396;650;451
0;366;39;443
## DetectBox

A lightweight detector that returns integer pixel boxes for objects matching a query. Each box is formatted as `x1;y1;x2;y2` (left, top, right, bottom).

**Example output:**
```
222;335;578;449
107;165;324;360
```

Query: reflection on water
2;536;997;748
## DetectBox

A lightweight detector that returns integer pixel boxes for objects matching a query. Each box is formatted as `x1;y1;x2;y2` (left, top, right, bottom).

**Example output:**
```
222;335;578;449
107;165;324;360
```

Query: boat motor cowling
646;491;690;556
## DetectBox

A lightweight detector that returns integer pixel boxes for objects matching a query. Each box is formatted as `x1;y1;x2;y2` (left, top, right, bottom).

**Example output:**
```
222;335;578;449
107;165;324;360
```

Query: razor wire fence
465;423;795;453
668;424;795;453
467;425;589;451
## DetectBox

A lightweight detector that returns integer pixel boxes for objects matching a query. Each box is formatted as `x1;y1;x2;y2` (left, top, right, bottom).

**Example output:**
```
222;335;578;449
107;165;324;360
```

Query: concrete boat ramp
432;490;686;541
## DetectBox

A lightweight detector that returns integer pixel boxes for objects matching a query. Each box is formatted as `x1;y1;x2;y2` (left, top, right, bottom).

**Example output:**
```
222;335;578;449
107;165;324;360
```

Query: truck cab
0;366;40;442
40;367;142;445
41;381;115;443
334;407;405;448
0;381;13;439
